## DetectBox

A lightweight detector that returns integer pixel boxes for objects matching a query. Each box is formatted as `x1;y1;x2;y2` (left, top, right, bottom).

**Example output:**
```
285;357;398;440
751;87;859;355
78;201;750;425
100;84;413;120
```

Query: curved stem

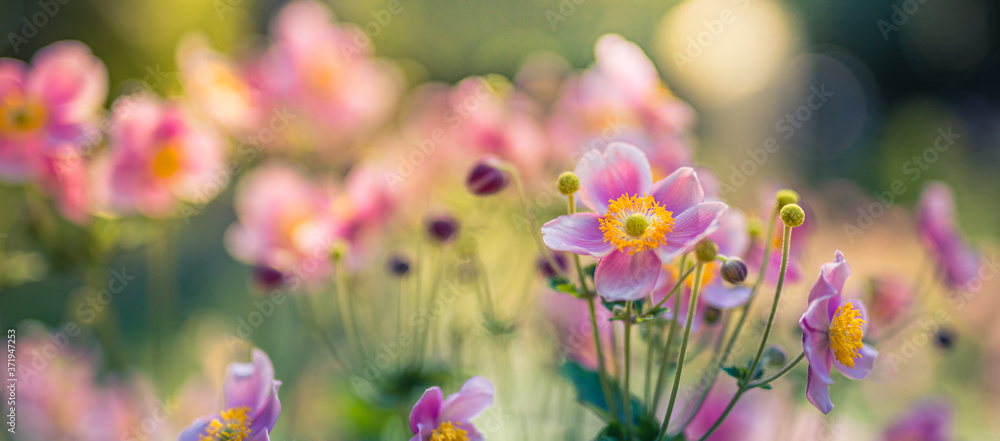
748;351;804;388
698;225;792;441
657;262;705;441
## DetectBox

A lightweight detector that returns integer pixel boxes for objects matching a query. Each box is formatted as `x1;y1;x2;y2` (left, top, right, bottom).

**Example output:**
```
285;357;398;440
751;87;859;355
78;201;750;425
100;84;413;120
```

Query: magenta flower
541;142;727;301
179;349;282;441
409;376;495;441
881;399;952;441
0;41;106;182
101;95;224;217
917;182;979;290
799;251;878;414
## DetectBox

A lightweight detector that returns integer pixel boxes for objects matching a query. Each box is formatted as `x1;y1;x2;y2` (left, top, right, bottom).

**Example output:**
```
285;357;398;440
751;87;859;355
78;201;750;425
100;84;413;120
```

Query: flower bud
557;172;580;195
747;217;764;239
386;253;411;277
704;306;722;324
775;189;799;210
465;156;511;196
426;213;459;243
934;327;956;350
720;259;748;284
764;345;787;367
695;239;718;263
537;253;568;279
254;266;285;290
779;203;805;228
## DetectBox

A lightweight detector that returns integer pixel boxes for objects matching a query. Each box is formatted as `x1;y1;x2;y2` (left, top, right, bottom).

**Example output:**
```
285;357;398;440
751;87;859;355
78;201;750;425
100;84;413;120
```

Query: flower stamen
430;421;469;441
199;406;252;441
829;303;866;368
599;194;674;254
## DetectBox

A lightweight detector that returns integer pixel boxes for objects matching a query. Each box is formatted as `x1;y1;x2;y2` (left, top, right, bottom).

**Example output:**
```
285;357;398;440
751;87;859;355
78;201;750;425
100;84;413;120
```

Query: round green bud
764;345;787;367
695;239;718;263
704;306;722;324
557;172;580;195
780;203;805;228
775;189;799;210
624;214;649;237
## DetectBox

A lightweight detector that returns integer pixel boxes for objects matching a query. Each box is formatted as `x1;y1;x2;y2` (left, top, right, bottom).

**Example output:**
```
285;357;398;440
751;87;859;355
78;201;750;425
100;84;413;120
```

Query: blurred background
2;0;999;440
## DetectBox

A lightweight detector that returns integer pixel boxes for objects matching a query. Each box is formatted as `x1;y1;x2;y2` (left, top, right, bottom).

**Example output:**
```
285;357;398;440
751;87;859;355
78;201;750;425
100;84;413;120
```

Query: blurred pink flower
680;383;763;441
541;142;726;301
881;399;953;441
799;251;877;414
254;0;402;152
333;160;400;271
547;34;693;176
176;34;264;136
225;162;336;282
0;41;106;182
34;144;92;224
542;291;614;371
866;274;915;333
916;182;979;290
100;95;225;217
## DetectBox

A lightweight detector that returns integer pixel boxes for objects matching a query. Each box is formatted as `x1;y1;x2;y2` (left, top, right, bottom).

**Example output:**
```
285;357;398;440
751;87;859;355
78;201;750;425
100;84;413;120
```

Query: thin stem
624;301;634;439
698;225;792;441
675;311;731;434
657;262;705;441
651;255;689;414
588;296;617;422
644;324;658;406
748;351;804;388
510;166;567;280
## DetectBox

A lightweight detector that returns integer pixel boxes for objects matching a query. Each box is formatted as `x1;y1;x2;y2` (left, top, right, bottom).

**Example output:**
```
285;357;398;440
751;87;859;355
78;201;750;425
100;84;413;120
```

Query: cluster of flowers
2;0;982;440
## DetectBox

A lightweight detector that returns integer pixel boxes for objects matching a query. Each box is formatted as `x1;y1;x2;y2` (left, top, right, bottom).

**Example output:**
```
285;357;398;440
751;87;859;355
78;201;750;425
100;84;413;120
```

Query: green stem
624;301;634;439
643;265;696;316
588;296;617;422
651;255;688;415
675;311;730;433
748;351;804;388
657;262;705;441
697;224;792;441
510;166;567;280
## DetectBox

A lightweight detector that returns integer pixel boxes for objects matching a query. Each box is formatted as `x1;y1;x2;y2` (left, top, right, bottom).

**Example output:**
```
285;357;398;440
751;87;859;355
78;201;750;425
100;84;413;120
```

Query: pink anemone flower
409;376;495;441
179;349;281;441
541;142;726;301
799;251;878;414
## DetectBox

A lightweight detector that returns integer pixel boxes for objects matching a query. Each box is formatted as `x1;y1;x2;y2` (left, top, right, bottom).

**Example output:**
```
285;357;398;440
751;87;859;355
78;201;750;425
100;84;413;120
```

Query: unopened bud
764;345;787;367
426;213;460;243
720;259;748;284
466;156;511;196
386;253;411;277
704;306;722;324
537;253;568;279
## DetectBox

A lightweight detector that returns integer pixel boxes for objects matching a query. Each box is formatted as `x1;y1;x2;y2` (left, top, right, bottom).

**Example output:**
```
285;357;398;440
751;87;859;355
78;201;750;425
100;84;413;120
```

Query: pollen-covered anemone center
599;194;674;254
152;142;183;180
829;303;866;368
199;406;252;441
430;421;469;441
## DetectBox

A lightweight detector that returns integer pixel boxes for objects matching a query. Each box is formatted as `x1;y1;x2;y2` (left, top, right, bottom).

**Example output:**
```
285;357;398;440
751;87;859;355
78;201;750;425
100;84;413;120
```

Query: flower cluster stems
697;224;792;441
623;301;635;439
650;255;688;415
656;261;705;441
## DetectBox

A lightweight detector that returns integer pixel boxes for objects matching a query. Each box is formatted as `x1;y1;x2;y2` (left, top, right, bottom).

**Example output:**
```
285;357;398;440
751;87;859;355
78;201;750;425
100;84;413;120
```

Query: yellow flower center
151;142;183;180
199;406;252;441
0;94;47;136
430;421;469;441
829;303;866;368
600;194;674;254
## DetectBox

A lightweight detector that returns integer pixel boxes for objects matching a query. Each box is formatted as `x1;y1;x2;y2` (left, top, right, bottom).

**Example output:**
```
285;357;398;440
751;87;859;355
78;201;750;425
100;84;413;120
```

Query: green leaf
584;263;597;278
546;276;569;290
560;361;646;425
722;365;748;381
555;283;578;295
